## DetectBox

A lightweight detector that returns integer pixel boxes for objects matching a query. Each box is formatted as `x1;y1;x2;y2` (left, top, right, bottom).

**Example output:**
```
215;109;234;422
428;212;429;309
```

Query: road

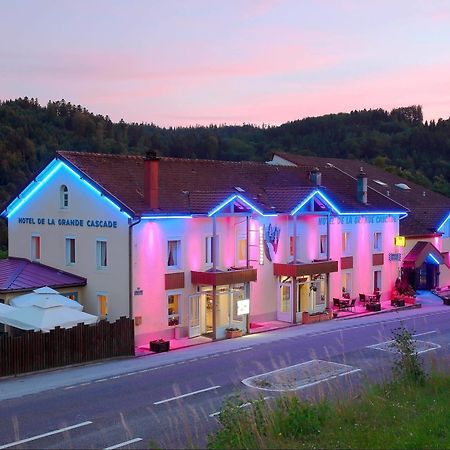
1;293;449;449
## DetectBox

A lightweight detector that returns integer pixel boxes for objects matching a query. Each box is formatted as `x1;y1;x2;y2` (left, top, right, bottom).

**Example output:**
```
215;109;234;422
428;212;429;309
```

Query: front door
277;280;293;322
188;294;201;338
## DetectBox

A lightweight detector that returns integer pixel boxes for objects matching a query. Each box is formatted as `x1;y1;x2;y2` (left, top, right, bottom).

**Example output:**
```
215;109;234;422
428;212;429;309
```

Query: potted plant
226;327;242;339
150;338;170;353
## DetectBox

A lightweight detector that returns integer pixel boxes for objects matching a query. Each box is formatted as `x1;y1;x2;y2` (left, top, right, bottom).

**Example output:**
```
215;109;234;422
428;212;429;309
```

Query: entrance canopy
403;241;444;268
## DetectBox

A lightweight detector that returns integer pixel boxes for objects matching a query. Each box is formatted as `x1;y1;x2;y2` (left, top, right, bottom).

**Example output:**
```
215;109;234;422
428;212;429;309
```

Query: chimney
144;150;160;210
309;167;322;186
356;167;368;204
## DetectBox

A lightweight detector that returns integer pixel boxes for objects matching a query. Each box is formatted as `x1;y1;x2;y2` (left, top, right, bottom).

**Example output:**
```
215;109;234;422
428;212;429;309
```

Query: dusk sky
2;0;450;126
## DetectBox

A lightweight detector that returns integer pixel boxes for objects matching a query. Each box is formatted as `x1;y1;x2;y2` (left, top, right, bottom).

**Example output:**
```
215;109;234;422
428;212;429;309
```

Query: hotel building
0;151;422;345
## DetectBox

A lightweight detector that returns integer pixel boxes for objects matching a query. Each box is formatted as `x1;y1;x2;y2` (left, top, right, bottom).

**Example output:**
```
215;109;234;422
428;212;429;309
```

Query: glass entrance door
188;294;201;338
277;280;293;322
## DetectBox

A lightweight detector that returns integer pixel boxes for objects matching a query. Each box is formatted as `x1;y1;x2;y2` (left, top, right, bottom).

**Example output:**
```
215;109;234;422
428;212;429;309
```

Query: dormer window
60;185;69;208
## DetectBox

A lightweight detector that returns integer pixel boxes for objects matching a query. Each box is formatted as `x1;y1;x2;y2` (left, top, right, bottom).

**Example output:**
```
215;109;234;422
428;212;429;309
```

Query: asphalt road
1;297;450;449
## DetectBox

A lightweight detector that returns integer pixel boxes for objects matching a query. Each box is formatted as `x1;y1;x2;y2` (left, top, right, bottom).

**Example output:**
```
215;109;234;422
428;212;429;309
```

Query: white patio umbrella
6;304;98;332
0;303;35;330
11;286;83;311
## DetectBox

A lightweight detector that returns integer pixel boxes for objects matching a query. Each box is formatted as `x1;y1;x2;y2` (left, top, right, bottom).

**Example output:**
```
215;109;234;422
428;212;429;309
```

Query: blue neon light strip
427;253;441;265
437;213;450;232
5;159;131;219
290;189;406;217
207;194;277;217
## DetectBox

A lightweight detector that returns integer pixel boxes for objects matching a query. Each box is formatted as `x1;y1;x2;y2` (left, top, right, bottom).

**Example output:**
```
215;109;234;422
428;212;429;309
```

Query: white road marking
413;330;437;337
242;360;361;392
104;437;143;449
153;385;221;405
232;347;253;353
367;339;441;354
0;421;93;449
95;379;108;383
209;396;272;417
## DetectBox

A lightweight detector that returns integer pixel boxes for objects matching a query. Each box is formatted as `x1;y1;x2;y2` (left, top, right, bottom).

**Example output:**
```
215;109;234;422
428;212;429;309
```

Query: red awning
403;241;444;268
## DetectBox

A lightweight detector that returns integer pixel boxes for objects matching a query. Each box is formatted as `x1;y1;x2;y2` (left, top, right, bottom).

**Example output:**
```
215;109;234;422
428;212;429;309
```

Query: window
60;185;69;208
319;235;327;256
65;238;76;265
168;294;180;326
97;294;108;319
374;232;382;251
237;237;247;264
205;236;213;264
31;235;41;261
290;236;295;256
374;270;382;292
342;271;352;296
342;232;350;254
96;240;107;268
64;291;79;302
167;240;181;268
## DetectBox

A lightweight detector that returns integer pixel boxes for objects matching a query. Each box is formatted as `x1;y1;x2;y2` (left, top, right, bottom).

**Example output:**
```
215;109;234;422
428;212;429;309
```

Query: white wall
7;163;130;320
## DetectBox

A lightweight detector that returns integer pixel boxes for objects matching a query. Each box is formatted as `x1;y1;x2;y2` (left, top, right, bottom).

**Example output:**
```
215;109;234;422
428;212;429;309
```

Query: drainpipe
292;215;298;324
212;215;217;271
128;217;141;320
325;212;331;311
246;216;250;268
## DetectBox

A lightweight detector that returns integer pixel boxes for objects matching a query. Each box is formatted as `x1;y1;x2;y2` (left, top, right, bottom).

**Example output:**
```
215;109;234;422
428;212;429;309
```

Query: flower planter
226;329;242;339
366;303;381;312
302;310;332;324
391;298;405;307
403;296;415;305
150;339;170;353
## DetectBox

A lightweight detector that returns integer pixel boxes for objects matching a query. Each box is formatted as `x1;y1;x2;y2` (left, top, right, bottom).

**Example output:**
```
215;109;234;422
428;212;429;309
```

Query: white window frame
65;236;76;265
341;270;352;296
60;185;69;209
167;239;182;270
96;239;108;269
319;234;327;257
167;290;182;327
31;234;41;261
374;232;383;251
373;269;382;292
342;231;351;255
236;233;247;267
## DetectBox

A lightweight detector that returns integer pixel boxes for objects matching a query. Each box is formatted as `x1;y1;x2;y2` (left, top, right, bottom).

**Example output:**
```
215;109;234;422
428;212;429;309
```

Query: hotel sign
237;299;250;315
17;217;119;228
319;215;398;225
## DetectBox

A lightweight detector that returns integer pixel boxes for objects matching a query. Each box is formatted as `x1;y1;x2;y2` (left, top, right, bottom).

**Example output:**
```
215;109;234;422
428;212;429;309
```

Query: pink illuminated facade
2;151;416;345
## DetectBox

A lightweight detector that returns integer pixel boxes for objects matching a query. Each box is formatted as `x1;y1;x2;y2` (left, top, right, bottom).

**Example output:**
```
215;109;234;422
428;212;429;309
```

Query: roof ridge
57;150;277;167
4;258;28;289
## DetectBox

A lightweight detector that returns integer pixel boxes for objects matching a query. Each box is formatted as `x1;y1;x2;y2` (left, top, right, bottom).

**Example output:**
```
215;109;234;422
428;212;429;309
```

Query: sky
1;0;450;126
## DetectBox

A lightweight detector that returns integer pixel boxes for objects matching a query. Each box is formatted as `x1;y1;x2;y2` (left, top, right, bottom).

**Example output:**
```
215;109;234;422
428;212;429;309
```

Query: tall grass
208;326;450;449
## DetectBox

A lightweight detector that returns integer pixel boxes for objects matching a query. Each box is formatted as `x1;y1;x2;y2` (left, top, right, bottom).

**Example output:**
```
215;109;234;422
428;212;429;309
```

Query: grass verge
208;373;450;449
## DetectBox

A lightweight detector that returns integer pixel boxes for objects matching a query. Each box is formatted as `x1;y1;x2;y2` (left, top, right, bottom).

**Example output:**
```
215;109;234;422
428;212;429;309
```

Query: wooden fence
0;317;135;377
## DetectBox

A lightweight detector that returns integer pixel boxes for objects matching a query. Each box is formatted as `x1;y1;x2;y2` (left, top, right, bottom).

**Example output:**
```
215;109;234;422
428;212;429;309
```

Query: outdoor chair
359;293;366;303
349;298;356;312
333;298;341;309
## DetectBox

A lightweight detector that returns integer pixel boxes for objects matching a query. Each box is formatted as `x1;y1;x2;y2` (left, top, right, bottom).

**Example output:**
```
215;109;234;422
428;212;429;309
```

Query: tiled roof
274;151;450;236
0;257;87;293
57;151;405;216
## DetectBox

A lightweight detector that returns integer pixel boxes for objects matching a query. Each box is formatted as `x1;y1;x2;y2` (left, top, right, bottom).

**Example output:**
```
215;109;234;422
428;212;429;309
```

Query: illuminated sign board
17;217;118;228
394;236;406;247
259;226;264;265
237;299;250;315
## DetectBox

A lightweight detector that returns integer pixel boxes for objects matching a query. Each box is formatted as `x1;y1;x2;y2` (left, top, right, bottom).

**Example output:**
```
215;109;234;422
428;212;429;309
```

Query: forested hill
0;99;449;248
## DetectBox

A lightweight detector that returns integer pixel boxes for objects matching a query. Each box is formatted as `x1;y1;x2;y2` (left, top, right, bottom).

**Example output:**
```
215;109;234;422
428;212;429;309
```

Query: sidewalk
0;291;447;402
